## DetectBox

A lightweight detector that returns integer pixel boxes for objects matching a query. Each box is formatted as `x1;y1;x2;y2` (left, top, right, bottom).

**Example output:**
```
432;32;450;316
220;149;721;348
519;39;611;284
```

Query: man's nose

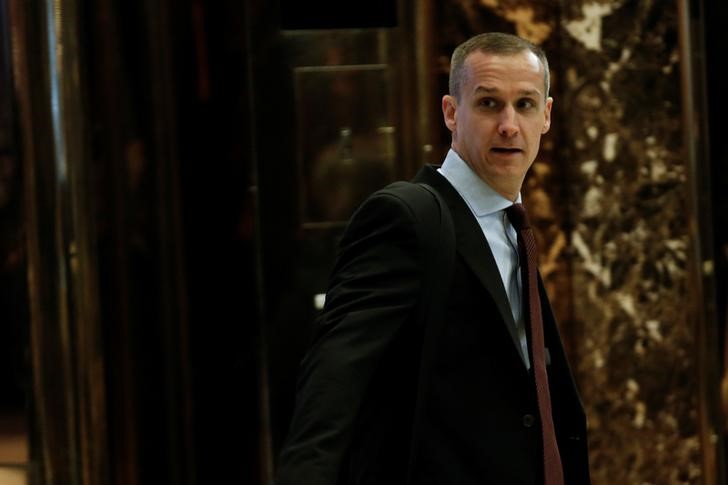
497;106;519;137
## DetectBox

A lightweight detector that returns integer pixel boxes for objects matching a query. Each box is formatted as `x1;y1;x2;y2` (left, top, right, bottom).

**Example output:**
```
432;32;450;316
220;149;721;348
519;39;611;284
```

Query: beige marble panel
0;468;27;485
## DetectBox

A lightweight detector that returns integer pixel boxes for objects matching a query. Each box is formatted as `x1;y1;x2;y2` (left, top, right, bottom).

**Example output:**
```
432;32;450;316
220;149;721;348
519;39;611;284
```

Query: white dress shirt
438;149;530;367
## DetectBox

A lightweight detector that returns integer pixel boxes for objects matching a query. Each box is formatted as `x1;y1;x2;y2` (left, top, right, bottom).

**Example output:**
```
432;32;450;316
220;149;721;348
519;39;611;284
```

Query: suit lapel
413;165;528;367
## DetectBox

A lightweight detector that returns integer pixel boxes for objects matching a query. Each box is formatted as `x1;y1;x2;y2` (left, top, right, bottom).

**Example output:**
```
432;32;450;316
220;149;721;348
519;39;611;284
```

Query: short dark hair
448;32;550;100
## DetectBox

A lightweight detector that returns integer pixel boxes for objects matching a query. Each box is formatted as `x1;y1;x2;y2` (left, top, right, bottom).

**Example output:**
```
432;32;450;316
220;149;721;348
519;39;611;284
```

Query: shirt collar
439;149;521;217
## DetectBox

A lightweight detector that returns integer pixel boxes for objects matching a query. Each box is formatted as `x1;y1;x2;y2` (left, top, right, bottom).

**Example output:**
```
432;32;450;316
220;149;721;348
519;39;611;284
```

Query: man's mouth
491;147;522;154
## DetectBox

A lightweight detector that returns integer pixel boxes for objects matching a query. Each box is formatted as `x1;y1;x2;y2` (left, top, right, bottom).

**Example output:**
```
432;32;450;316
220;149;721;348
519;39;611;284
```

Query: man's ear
442;95;457;132
542;96;553;134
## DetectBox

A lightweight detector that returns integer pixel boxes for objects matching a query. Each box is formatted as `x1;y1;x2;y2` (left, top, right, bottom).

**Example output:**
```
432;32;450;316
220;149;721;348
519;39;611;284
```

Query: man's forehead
466;49;543;72
463;51;546;93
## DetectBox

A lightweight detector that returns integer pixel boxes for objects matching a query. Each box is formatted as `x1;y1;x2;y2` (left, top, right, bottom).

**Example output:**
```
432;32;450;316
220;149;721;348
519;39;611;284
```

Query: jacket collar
412;165;528;369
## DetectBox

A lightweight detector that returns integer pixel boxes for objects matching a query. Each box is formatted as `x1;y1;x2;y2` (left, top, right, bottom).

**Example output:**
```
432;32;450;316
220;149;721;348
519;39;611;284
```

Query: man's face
442;50;552;199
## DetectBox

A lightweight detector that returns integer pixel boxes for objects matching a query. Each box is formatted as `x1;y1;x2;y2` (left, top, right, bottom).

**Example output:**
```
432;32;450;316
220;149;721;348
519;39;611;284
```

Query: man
275;32;590;484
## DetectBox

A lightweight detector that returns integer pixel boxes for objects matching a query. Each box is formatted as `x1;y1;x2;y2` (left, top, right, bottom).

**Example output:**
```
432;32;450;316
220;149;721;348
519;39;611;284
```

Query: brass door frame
678;0;726;483
9;0;107;483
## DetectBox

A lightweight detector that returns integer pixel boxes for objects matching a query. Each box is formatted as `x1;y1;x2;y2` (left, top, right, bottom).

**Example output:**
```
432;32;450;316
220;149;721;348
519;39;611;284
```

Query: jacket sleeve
274;190;423;485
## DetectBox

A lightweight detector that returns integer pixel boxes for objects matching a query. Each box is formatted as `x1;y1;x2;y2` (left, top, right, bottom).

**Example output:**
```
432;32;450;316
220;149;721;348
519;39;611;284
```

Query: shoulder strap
401;182;455;484
341;179;455;483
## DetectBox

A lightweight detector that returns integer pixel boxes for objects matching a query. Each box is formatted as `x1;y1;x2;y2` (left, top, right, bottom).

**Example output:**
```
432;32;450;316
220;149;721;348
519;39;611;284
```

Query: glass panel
294;65;396;226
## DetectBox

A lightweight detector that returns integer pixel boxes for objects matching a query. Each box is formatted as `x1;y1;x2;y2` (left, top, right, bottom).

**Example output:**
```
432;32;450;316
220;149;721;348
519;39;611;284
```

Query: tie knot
506;203;530;230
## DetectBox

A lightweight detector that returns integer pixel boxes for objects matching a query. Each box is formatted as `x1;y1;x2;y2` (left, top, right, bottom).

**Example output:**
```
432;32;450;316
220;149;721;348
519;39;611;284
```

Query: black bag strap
401;182;456;484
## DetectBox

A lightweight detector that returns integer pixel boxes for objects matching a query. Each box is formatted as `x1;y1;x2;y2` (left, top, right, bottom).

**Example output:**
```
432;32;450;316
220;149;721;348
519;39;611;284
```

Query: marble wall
561;3;702;484
562;2;701;483
435;0;706;483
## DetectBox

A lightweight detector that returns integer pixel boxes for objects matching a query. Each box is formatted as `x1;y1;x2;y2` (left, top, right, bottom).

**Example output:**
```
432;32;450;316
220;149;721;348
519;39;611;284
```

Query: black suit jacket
275;165;590;484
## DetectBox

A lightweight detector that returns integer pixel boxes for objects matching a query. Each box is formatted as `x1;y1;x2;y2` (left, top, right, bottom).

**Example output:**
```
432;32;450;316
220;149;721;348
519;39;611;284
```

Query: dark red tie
506;203;564;485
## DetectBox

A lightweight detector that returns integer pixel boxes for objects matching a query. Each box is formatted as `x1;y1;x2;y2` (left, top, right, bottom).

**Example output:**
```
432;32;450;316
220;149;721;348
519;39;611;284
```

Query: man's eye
517;99;536;110
479;98;497;108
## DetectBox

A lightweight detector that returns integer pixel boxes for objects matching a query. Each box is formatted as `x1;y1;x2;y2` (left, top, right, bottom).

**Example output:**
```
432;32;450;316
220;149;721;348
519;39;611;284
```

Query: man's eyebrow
518;88;541;97
473;86;498;95
473;86;542;97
